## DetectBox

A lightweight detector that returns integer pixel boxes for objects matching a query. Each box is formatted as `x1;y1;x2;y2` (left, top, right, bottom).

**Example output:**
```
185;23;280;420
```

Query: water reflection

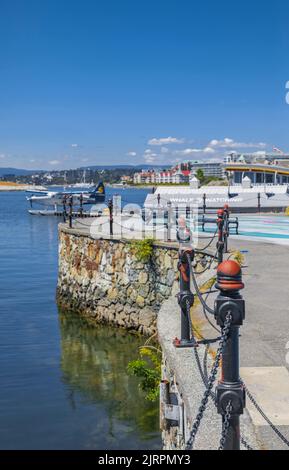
59;310;161;449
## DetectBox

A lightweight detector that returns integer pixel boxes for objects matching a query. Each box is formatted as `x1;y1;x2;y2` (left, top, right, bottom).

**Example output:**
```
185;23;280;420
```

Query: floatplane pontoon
26;182;105;216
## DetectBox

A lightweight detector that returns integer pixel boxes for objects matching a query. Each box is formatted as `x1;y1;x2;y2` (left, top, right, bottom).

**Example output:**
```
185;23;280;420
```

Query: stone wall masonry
57;225;183;335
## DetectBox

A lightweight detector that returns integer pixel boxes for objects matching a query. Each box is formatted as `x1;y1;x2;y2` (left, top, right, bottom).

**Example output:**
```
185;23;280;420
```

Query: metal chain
185;254;256;450
218;401;233;450
241;436;254;450
192;252;217;275
242;381;289;448
185;312;232;449
197;346;255;450
186;253;215;315
199;228;218;250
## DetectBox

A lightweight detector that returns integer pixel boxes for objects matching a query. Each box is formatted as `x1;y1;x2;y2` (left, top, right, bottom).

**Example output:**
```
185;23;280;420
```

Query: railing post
223;204;230;253
167;200;172;242
257;192;261;213
68;195;73;228
62;195;67;222
175;206;179;227
174;248;195;348
108;198;113;236
203;193;206;214
79;193;83;218
216;209;224;265
215;260;246;450
152;210;157;238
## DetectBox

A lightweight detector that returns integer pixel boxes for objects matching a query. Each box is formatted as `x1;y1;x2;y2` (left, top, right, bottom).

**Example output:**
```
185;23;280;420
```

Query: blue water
0;188;161;450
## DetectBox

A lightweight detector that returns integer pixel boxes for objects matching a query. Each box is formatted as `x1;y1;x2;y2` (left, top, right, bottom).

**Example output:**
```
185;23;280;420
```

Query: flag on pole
273;146;284;154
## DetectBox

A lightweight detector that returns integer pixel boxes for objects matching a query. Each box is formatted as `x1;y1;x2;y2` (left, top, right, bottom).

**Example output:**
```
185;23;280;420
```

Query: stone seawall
57;226;181;335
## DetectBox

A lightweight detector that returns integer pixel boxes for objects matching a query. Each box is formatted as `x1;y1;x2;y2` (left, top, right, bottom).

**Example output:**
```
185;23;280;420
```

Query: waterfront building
225;152;289;185
155;168;190;184
189;161;224;178
144;174;289;212
133;170;156;184
121;175;133;183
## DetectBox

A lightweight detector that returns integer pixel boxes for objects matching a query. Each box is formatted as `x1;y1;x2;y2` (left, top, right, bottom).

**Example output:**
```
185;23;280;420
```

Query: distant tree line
7;168;137;186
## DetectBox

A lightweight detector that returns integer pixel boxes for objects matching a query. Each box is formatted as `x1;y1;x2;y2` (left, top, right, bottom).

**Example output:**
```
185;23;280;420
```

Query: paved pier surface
196;236;289;449
225;237;289;370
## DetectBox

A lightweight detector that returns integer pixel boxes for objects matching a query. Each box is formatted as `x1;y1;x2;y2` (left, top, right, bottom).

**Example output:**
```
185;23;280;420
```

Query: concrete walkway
195;236;289;449
223;237;289;370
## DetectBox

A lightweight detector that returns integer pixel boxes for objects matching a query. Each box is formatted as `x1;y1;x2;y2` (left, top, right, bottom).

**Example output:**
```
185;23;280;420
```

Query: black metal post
79;193;83;218
167;201;172;242
257;192;261;213
203;193;206;214
216;209;224;265
175;206;179;227
215;260;246;450
202;215;205;232
174;249;195;348
68;196;73;228
62;195;67;222
223;204;229;253
152;210;157;238
108;198;113;236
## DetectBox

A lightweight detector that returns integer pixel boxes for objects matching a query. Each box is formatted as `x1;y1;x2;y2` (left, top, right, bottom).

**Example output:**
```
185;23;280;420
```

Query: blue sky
1;0;289;169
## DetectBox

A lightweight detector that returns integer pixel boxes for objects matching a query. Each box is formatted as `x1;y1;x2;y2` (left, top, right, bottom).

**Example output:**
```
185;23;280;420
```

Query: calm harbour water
0;187;161;450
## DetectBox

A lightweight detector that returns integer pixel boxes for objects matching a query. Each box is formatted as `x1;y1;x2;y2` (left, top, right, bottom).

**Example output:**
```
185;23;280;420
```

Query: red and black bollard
173;248;195;348
215;260;245;450
216;209;225;265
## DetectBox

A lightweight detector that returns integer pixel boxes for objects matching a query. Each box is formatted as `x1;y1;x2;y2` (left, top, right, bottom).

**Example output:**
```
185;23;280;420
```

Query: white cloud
49;160;61;165
148;136;184;146
209;138;266;149
0;154;5;159
203;147;215;154
71;143;79;148
143;148;158;163
251;150;266;156
175;148;203;156
145;156;157;163
129;136;269;166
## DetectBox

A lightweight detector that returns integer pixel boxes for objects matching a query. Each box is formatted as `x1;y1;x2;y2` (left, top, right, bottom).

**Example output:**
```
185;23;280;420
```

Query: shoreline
0;185;46;192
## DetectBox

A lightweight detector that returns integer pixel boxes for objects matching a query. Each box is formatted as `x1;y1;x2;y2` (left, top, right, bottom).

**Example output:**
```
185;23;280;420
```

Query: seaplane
26;182;105;215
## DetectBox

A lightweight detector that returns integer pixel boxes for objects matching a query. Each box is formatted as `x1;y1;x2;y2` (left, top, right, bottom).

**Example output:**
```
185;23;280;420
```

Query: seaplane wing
26;182;105;209
25;189;49;195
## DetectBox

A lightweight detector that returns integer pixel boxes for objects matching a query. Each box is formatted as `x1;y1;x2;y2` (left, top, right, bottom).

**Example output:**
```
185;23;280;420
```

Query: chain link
185;312;232;449
186;258;254;450
241;436;254;450
218;401;233;450
242;381;289;448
